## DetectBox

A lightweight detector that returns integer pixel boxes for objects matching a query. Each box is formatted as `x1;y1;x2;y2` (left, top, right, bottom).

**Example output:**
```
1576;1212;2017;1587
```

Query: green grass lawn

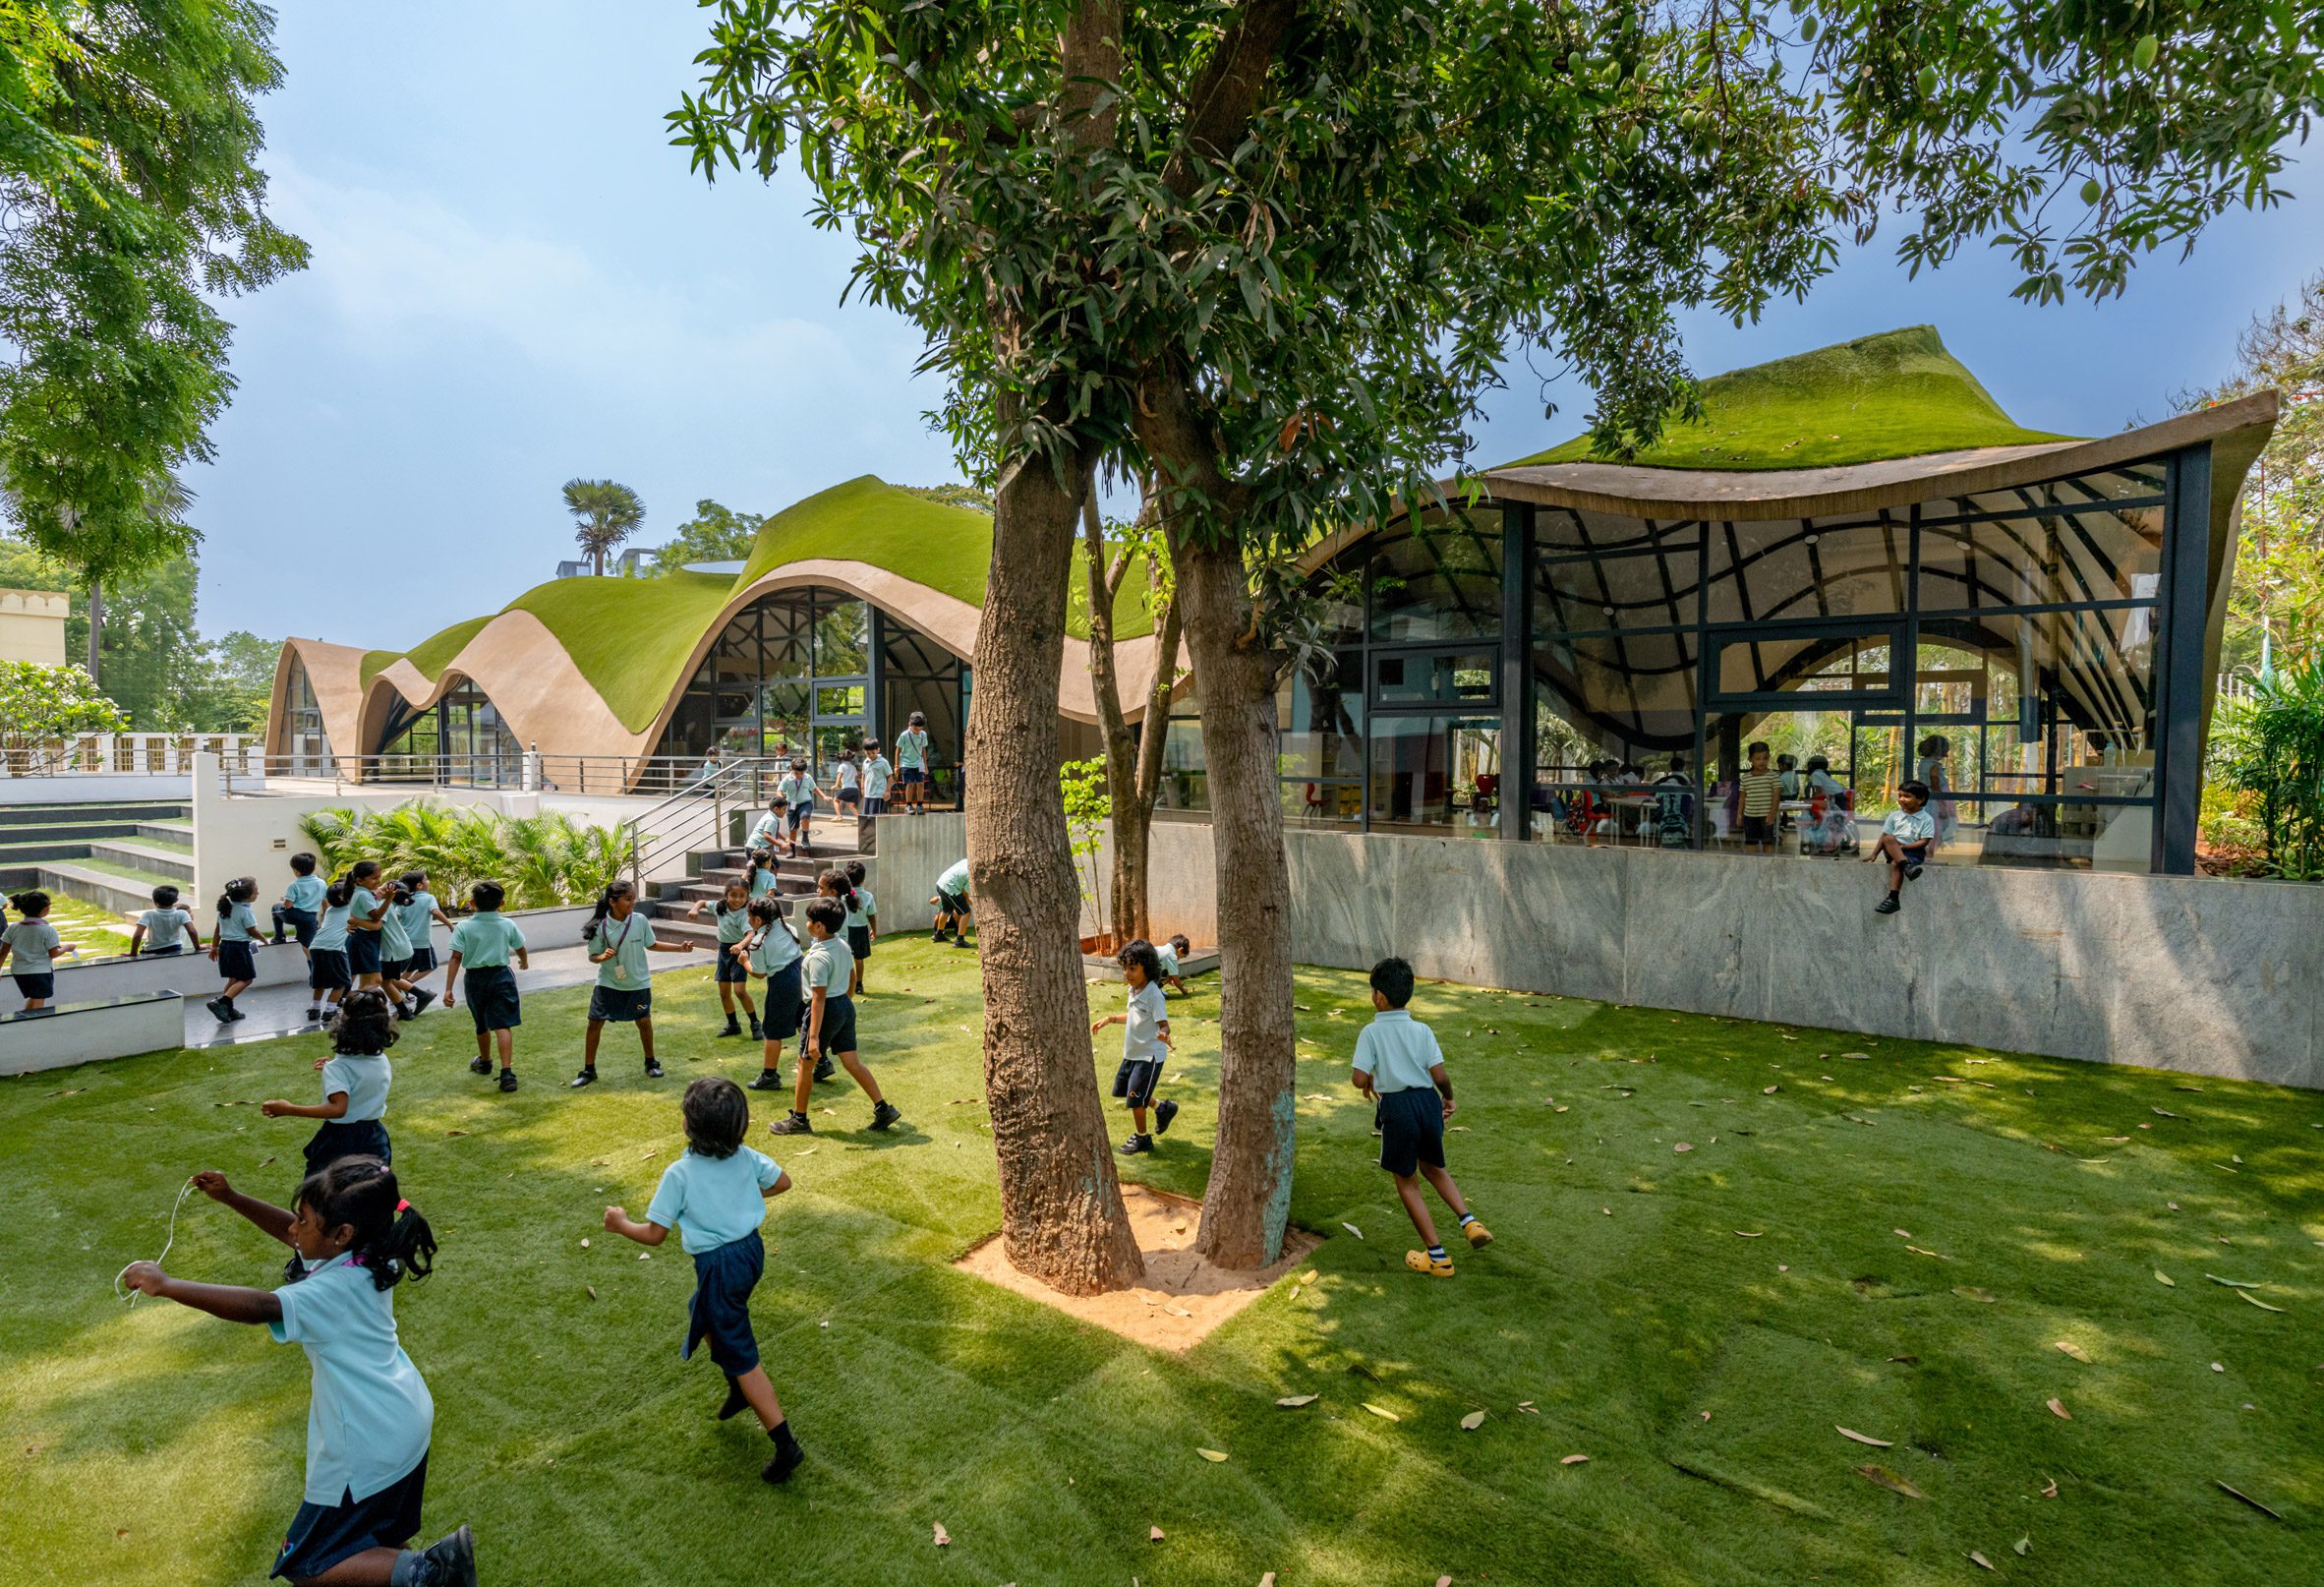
4;946;2318;1584
41;892;134;958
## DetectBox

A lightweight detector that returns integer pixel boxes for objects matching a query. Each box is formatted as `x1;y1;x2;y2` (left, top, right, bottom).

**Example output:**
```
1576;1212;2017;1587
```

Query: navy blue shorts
304;1118;391;1178
309;949;352;993
381;956;412;984
589;985;651;1023
936;889;968;919
811;988;856;1053
684;1231;765;1375
216;940;259;982
273;905;319;947
463;965;520;1032
1898;839;1932;863
347;932;382;975
715;944;751;984
405;946;437;972
12;971;55;1001
272;1454;427;1580
898;767;926;786
760;960;802;1041
1113;1057;1162;1110
1376;1087;1446;1178
141;943;184;957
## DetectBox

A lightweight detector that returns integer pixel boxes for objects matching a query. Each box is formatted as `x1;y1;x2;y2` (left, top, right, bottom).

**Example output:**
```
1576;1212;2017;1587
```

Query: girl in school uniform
737;895;802;1091
262;988;397;1176
833;749;861;817
603;1077;805;1484
306;880;356;1027
441;881;529;1093
689;879;762;1041
769;897;900;1137
131;884;202;957
376;879;420;1020
570;880;696;1089
842;859;875;995
120;1159;475;1587
1;889;76;1011
743;847;780;903
343;861;390;991
208;876;265;1024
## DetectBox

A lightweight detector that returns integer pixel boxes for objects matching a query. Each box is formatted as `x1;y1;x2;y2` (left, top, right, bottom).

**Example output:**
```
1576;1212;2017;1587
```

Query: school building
263;327;2274;877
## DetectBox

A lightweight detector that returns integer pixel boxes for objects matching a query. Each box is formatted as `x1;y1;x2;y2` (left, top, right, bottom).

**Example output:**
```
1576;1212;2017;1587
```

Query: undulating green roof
1505;325;2076;473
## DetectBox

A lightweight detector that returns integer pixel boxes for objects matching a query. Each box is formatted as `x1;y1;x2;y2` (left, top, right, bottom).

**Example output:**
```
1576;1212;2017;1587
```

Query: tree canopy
562;479;649;575
651;499;764;574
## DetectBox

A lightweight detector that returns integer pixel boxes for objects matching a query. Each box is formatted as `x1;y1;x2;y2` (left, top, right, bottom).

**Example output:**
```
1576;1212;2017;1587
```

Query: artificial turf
3;945;2317;1584
1507;325;2075;472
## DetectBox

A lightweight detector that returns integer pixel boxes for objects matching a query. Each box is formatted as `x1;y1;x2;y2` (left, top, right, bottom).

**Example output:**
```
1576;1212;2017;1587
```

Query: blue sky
194;2;2324;651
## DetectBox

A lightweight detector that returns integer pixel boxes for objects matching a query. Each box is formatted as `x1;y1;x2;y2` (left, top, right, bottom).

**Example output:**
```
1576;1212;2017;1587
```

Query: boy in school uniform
1094;940;1176;1154
1153;932;1191;996
895;713;931;814
930;857;973;948
858;739;893;819
441;882;531;1092
1866;779;1937;915
1350;956;1493;1278
131;884;202;957
274;852;326;950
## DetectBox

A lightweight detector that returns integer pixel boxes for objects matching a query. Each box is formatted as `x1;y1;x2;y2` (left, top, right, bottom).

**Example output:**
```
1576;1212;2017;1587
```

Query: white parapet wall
0;993;183;1076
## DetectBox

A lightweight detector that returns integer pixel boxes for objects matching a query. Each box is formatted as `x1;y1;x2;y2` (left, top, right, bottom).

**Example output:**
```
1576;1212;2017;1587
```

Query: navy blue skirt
347;931;382;975
216;940;259;982
463;965;520;1032
684;1230;765;1375
272;1454;427;1580
304;1118;392;1178
761;961;802;1041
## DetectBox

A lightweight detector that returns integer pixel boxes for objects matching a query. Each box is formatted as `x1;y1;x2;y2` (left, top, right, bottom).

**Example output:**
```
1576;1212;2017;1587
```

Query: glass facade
281;655;334;775
1250;451;2208;872
376;679;521;786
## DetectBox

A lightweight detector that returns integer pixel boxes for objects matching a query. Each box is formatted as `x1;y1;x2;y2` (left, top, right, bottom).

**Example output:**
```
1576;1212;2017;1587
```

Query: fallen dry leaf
1460;1410;1487;1431
1763;1085;1780;1094
585;1285;597;1300
579;1238;590;1249
2014;1536;2031;1557
2238;1291;2287;1314
1734;1230;1764;1238
2153;1269;2176;1286
1673;1143;1694;1153
932;1523;951;1547
1836;1427;1893;1448
1363;1402;1400;1422
1149;1525;1166;1543
2208;1273;2262;1289
2047;1398;2071;1420
1969;1551;1996;1571
1953;1286;1997;1303
1196;1448;1228;1462
1856;1464;1926;1499
2057;1341;2092;1363
2216;1480;2285;1520
1276;1394;1318;1408
1300;1269;1318;1284
1560;1453;1590;1466
1342;1222;1364;1241
2042;1476;2059;1499
444;1129;470;1138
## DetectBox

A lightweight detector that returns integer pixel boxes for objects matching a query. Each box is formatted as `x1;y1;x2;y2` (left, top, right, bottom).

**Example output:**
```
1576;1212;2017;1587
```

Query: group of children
194;854;462;1029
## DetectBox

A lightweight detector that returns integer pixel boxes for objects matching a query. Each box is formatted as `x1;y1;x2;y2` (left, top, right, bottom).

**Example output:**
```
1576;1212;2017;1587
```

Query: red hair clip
395;1199;410;1213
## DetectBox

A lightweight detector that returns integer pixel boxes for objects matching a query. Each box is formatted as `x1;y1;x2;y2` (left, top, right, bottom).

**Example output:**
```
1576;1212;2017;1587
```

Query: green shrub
296;802;636;909
2216;654;2324;879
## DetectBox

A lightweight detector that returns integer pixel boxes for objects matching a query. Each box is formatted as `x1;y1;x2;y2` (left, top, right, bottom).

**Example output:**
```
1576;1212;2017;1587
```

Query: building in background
0;587;68;665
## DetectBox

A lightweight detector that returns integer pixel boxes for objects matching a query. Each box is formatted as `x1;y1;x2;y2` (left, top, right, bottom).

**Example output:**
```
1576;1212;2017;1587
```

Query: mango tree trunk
971;452;1146;1294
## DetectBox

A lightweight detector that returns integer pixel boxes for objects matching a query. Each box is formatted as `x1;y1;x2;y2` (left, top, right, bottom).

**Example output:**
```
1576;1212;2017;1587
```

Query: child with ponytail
262;988;398;1177
841;858;875;995
689;879;761;1041
570;879;695;1089
207;876;265;1024
305;876;357;1027
119;1158;477;1586
737;894;802;1092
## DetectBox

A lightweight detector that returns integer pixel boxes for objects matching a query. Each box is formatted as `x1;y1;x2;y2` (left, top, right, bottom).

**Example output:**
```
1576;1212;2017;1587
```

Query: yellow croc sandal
1405;1249;1454;1278
1463;1220;1493;1249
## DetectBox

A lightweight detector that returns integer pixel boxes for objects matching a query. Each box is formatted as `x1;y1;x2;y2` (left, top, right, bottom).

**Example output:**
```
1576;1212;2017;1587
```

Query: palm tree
561;479;646;576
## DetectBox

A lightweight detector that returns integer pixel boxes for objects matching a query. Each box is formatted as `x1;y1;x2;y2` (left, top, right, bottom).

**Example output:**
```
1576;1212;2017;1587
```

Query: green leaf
2132;34;2159;72
2080;178;2104;206
1917;66;1939;97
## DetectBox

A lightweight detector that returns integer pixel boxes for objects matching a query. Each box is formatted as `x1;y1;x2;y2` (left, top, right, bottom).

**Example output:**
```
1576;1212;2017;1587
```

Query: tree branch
1161;0;1301;200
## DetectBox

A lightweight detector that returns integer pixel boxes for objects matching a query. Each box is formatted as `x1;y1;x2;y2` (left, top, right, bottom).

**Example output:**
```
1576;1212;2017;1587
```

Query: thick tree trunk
972;451;1146;1294
1173;530;1299;1268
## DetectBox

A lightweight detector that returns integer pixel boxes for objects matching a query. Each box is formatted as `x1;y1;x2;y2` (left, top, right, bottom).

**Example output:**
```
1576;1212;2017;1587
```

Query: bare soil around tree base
956;1183;1319;1351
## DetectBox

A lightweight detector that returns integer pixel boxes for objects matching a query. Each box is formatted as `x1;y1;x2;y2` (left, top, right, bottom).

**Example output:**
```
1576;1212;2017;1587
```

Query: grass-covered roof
1506;325;2076;472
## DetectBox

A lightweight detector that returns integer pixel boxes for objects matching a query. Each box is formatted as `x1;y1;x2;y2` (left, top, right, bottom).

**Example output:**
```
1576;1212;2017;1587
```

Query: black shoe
1904;861;1925;881
770;1111;813;1136
718;1017;742;1038
205;998;231;1023
306;1006;323;1024
470;1056;494;1076
870;1100;902;1132
762;1439;805;1484
569;1067;599;1088
1118;1134;1153;1155
931;930;951;944
498;1068;519;1093
814;1056;836;1083
411;988;437;1015
718;1378;750;1421
225;1002;248;1022
954;937;975;950
748;1069;785;1090
1154;1098;1179;1136
413;1524;476;1587
1875;894;1901;914
398;1001;420;1021
747;1015;763;1040
644;1058;666;1080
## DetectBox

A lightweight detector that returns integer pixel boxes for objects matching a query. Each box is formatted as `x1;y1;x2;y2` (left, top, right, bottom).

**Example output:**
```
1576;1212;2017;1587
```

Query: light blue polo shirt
1122;979;1168;1063
320;1053;391;1122
779;771;818;811
1353;1009;1446;1094
645;1145;784;1256
312;903;352;953
1884;807;1937;845
896;729;929;771
348;886;382;938
3;918;61;972
140;909;191;951
712;904;752;945
217;902;261;943
803;933;852;995
1154;943;1180;978
936;859;970;898
395;892;439;951
589;911;655;990
378;905;412;962
284;874;326;912
749;918;801;975
862;755;892;799
748;811;784;849
269;1255;434;1504
748;864;779;900
845;886;875;928
447;911;524;968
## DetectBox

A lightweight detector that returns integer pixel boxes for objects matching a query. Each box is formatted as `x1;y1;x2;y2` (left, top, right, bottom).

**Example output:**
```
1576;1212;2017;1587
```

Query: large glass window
375;679;520;787
281;655;334;775
660;587;895;786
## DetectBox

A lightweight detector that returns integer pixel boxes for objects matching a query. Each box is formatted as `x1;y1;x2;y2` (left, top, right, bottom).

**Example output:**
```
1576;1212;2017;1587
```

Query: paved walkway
180;939;719;1050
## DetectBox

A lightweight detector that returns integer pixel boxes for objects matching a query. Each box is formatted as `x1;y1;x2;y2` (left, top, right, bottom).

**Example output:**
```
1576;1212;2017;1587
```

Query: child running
131;884;202;958
377;877;420;1020
121;1160;475;1586
833;748;860;819
262;988;397;1176
207;876;265;1024
441;881;529;1093
769;897;901;1136
1;889;75;1011
690;880;762;1040
274;852;325;951
307;878;356;1027
930;856;972;948
1095;939;1177;1155
571;880;695;1088
603;1077;806;1484
1350;956;1491;1277
859;738;892;819
842;858;875;995
738;896;802;1092
393;872;452;1016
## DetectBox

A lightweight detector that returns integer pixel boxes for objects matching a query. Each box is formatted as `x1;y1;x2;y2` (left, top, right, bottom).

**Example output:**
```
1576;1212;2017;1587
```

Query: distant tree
651;499;764;575
900;483;995;513
0;1;306;674
0;660;127;770
562;479;647;576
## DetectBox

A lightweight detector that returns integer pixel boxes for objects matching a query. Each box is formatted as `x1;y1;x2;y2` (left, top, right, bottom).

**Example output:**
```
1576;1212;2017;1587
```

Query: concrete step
34;860;174;918
0;800;190;828
0;819;159;857
87;839;195;884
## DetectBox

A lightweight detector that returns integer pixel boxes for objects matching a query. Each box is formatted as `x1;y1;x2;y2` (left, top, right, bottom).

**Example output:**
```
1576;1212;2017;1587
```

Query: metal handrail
623;756;784;896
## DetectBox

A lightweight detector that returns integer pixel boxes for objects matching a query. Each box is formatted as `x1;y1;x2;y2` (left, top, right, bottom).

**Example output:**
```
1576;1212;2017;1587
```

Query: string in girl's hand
116;1177;199;1306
